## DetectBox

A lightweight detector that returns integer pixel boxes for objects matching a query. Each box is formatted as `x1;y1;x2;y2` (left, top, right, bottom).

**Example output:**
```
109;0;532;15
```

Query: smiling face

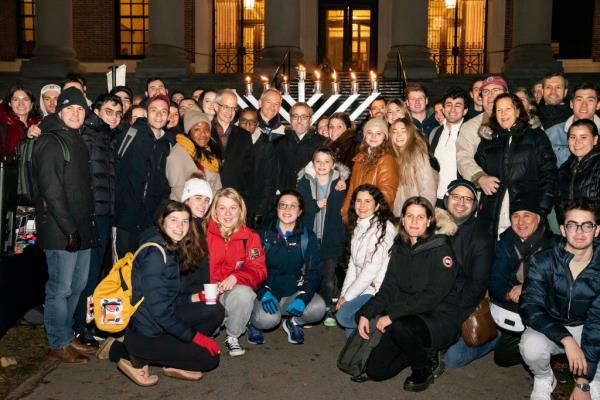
391;121;408;150
495;97;519;130
113;90;131;113
313;151;335;177
407;91;427;115
290;104;311;135
317;118;329;137
95;101;123;130
446;186;475;222
147;99;169;132
131;107;146;124
277;194;302;227
59;104;86;129
386;103;405;124
10;90;33;118
163;210;190;243
178;99;199;117
189;121;211;148
561;209;600;251
402;204;430;239
568;125;598;160
42;90;60;114
259;91;282;122
215;196;242;229
201;92;217;116
147;80;167;98
215;92;237;127
543;76;567;106
185;195;211;219
365;126;386;149
481;84;505;115
167;105;180;129
443;97;466;124
470;80;483;107
369;99;386;119
571;88;600;120
510;210;541;241
354;190;379;219
328;117;347;141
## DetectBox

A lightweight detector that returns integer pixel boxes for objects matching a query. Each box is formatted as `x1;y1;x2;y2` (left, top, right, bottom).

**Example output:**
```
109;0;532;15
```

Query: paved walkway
23;325;536;400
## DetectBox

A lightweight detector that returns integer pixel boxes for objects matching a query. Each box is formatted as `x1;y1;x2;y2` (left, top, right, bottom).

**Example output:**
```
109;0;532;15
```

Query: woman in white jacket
336;184;397;336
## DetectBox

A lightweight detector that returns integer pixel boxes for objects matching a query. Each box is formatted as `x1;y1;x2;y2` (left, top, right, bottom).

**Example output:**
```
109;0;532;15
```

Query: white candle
351;72;359;94
298;65;306;81
331;71;339;95
245;76;253;96
281;75;289;95
370;71;379;93
314;71;321;94
260;75;270;92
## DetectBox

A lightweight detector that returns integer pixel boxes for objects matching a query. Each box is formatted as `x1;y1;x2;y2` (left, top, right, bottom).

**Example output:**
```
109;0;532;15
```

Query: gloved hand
286;298;306;317
261;291;278;314
65;232;81;252
192;332;220;356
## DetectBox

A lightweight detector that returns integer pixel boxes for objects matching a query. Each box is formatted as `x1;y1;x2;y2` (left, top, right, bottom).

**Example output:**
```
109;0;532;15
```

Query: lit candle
260;75;270;92
281;75;289;95
297;65;306;81
331;71;339;95
351;72;359;94
370;71;379;93
245;76;253;96
314;71;321;94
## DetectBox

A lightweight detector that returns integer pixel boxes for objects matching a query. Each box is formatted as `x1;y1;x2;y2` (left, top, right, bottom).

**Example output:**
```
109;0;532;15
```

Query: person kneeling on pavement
520;198;600;400
248;189;326;345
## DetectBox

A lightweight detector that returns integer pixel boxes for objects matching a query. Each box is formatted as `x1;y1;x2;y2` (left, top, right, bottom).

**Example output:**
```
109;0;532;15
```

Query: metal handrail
270;49;291;88
396;48;408;91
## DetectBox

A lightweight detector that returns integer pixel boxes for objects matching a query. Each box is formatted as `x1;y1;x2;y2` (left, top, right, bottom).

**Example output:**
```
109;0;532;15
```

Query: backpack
17;134;70;205
337;318;382;379
92;242;166;333
116;126;138;159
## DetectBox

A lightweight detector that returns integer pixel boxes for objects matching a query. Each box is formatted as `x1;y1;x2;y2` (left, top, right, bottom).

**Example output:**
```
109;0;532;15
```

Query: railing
270;49;291;88
396;48;408;96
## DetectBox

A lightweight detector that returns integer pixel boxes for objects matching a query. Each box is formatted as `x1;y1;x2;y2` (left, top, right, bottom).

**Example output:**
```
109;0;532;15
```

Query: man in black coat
210;89;254;203
32;87;99;363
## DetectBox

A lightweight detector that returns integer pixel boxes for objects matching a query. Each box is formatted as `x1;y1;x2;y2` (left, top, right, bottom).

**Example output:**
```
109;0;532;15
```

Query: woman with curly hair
390;116;439;216
325;112;360;171
336;184;396;336
341;118;399;222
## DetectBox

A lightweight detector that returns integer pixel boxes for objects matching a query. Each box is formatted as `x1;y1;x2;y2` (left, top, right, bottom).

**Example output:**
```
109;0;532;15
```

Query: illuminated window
117;0;149;58
17;0;36;58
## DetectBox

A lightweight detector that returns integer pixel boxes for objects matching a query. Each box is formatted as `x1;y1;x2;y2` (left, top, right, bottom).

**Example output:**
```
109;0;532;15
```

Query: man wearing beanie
441;179;496;368
31;86;99;363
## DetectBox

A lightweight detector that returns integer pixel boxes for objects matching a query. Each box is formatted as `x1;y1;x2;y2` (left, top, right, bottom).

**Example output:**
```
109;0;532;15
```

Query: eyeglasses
449;193;474;204
239;118;258;126
278;202;299;211
291;114;310;122
481;88;504;96
101;108;123;118
217;103;236;112
564;221;597;233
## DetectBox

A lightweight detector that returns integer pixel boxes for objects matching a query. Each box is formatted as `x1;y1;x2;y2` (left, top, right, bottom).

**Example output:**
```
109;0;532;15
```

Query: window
117;0;149;58
17;0;36;58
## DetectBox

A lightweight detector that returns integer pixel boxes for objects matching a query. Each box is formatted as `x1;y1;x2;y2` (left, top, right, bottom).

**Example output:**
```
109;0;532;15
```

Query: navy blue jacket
129;228;194;342
520;238;600;381
258;220;322;304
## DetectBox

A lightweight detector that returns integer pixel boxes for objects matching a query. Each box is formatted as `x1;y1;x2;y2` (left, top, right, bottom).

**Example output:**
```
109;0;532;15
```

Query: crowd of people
3;71;600;399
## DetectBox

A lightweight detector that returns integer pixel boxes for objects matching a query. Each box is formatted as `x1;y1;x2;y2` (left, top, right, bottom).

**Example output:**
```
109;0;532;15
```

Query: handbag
337;318;382;379
461;297;498;347
490;301;525;332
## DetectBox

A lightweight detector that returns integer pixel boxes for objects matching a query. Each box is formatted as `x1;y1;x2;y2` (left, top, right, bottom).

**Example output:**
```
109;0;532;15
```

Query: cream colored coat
165;143;222;201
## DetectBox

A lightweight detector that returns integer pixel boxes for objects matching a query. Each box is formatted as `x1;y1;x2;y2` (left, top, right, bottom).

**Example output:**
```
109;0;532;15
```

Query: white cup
204;283;219;305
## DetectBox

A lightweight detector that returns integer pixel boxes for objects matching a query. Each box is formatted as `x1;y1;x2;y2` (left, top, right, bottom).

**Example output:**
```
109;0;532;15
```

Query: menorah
235;65;382;124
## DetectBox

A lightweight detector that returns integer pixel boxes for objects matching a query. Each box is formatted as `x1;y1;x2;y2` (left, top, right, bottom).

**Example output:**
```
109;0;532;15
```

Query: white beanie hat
181;178;213;204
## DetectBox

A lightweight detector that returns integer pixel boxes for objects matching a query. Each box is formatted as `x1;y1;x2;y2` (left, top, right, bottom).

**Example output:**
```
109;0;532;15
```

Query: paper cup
204;283;219;305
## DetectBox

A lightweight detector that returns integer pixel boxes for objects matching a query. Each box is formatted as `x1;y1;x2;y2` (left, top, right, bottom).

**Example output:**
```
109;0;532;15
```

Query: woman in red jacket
0;85;40;158
205;188;267;357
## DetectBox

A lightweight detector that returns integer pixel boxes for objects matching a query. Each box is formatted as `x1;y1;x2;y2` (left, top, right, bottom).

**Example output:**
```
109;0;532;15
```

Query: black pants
319;258;338;308
115;227;139;259
120;302;225;372
365;315;431;381
494;330;523;367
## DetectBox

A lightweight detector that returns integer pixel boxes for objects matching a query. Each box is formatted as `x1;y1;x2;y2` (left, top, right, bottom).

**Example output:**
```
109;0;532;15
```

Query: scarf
176;134;220;173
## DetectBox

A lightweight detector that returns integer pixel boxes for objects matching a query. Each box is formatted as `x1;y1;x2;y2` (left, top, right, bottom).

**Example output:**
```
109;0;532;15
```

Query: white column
194;0;213;73
20;0;81;77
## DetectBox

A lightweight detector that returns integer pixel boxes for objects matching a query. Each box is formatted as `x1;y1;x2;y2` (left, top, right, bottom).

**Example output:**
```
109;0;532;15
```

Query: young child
297;146;349;326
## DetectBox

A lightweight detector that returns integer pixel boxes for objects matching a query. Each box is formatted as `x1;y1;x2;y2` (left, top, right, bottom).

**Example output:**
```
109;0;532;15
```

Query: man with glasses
275;102;325;192
520;198;600;400
211;89;254;205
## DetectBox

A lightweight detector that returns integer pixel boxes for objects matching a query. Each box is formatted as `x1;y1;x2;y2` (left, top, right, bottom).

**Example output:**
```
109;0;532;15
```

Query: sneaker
530;376;556;400
550;354;570;384
246;322;264;345
282;318;304;344
323;309;337;327
224;336;246;357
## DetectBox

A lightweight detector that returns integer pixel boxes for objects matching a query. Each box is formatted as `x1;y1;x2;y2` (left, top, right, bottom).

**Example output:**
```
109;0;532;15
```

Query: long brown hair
398;196;437;245
390;116;430;187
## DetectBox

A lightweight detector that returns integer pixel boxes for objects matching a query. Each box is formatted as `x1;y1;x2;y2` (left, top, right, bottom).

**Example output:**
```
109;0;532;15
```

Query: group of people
3;70;600;399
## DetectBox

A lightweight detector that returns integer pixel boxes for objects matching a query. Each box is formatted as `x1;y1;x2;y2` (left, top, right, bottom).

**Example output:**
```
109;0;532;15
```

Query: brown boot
48;346;89;364
69;338;98;355
117;359;159;386
163;367;203;381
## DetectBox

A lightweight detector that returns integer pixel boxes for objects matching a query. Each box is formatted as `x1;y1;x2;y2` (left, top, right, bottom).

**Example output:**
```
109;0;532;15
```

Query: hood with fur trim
297;160;351;200
434;207;458;237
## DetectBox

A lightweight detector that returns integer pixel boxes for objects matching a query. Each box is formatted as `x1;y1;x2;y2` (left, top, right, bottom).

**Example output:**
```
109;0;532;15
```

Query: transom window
17;0;36;58
117;0;149;58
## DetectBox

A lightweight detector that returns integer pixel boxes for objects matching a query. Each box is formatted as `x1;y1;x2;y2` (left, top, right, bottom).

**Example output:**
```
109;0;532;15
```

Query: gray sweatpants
219;285;257;338
250;291;326;330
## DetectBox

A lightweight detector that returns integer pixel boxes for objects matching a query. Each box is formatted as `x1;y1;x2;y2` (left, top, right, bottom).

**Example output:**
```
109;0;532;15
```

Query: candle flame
370;71;377;81
314;71;320;80
260;75;268;83
283;75;288;83
332;71;337;81
245;76;251;83
351;72;356;81
298;64;305;71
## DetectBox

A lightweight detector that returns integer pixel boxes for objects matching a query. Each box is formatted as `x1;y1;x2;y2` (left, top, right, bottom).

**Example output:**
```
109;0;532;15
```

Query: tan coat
165;143;222;201
393;157;439;217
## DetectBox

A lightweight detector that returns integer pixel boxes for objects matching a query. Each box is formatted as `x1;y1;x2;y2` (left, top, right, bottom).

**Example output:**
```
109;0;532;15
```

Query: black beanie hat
56;87;87;114
446;178;477;198
510;194;540;216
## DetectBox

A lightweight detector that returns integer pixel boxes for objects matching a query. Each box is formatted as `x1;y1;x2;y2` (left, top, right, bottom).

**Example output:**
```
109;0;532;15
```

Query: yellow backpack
92;242;166;333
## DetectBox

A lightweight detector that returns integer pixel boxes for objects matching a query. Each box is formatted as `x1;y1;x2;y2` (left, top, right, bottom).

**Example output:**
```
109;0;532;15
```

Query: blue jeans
336;294;373;336
44;249;91;349
443;334;500;368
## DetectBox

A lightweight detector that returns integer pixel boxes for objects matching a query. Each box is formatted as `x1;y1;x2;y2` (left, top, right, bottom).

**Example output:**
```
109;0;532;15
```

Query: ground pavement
23;324;534;400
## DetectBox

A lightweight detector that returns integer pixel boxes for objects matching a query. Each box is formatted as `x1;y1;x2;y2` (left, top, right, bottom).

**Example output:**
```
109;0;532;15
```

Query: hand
317;199;327;209
561;336;588;377
65;232;81;252
335;297;346;311
286;298;306;317
570;380;592;400
478;175;501;196
357;316;370;340
376;315;392;333
261;291;278;314
192;332;220;356
334;180;347;191
506;284;523;303
218;275;237;293
27;124;41;139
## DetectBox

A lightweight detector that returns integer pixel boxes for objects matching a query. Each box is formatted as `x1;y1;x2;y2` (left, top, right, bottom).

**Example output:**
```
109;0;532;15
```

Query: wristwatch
575;382;591;392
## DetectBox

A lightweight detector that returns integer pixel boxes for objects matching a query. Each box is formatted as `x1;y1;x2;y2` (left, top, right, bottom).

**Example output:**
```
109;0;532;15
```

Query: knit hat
363;117;389;138
146;94;170;111
184;110;212;134
480;76;508;92
39;84;61;116
55;87;88;114
510;194;540;216
446;178;477;198
181;178;213;204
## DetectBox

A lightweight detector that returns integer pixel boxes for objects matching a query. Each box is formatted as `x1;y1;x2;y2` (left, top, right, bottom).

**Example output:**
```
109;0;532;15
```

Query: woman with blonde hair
205;188;267;357
341;118;399;222
385;99;409;125
390;116;438;216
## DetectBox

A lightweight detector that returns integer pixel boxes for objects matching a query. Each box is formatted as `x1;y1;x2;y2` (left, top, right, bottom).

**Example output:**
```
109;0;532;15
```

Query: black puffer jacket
557;147;600;221
81;113;115;216
114;118;175;235
275;129;325;191
475;124;557;235
247;131;277;226
32;114;98;250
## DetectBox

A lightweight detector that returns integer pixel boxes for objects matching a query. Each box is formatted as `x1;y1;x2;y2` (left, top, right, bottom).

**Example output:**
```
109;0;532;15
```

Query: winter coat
489;225;556;311
546;115;600;169
257;220;321;303
341;151;400;222
357;209;461;350
392;154;439;217
520;238;600;381
474;124;558;236
205;218;267;290
80;112;116;216
557;147;600;222
340;217;396;302
275;128;325;191
456;112;488;184
413;113;439;136
297;162;349;260
326;130;361;172
537;102;571;130
114;118;175;235
210;124;254;202
0;102;39;158
247;131;277;225
130;227;195;342
31;114;98;250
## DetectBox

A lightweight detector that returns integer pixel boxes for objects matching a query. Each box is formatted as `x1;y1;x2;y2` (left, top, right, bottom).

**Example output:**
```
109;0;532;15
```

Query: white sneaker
224;336;245;357
590;380;599;400
530;376;556;400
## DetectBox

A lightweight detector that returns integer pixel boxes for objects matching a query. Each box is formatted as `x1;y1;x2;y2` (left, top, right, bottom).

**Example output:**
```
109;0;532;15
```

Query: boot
117;359;159;386
403;368;434;392
163;367;203;381
96;337;116;360
48;346;89;364
69;338;98;355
